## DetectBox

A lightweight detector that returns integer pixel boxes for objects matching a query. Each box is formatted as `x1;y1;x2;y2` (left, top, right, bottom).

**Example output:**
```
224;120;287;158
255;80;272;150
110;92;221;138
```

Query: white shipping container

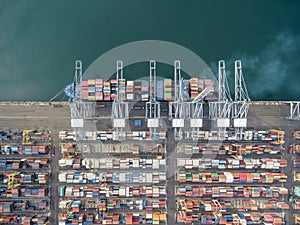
119;188;126;197
120;173;126;183
159;159;166;167
193;160;199;168
153;160;159;169
146;173;153;183
133;159;139;168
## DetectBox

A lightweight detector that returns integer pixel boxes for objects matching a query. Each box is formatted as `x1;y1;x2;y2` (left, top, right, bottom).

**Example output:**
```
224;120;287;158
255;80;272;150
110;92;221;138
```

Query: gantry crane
7;172;20;189
66;60;95;141
112;60;129;133
190;87;213;140
288;102;300;120
146;60;160;138
169;61;190;141
233;60;250;140
22;130;36;145
270;129;285;145
209;60;233;140
59;200;72;219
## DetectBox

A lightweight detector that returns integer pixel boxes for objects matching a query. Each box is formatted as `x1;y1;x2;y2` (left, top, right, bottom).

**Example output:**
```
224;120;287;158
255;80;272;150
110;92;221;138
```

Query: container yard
1;58;300;224
57;136;167;224
0;129;52;225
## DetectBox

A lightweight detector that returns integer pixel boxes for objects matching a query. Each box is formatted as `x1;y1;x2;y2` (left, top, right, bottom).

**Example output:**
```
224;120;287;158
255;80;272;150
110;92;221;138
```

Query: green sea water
0;0;300;101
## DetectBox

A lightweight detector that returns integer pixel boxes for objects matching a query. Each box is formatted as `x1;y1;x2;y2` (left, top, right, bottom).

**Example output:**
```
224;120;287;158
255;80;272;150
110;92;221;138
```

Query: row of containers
292;124;300;213
59;129;284;142
58;171;166;184
59;158;166;170
0;215;49;225
177;158;287;170
59;130;166;142
0;145;50;156
0;130;51;142
288;131;300;224
60;142;166;156
0;199;49;212
0;172;49;185
177;171;287;184
59;198;166;212
179;143;285;155
0;158;49;170
59;185;166;198
177;212;284;225
291;187;300;210
0;186;49;198
176;198;289;212
177;185;288;198
79;78;215;101
59;212;166;225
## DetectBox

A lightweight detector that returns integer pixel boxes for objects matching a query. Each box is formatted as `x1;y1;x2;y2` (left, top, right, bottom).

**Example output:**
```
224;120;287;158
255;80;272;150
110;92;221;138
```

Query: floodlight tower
233;60;250;139
68;60;95;140
169;61;190;141
112;60;129;132
146;60;160;138
209;60;232;139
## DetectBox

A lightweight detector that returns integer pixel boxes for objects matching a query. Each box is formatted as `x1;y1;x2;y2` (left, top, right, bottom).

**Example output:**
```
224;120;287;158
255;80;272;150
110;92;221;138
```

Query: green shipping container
59;186;65;197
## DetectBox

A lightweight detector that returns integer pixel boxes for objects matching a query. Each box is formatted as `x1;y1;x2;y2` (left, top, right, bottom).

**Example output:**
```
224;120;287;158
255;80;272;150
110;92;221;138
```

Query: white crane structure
209;60;233;139
189;87;213;140
233;60;250;139
112;60;129;132
69;60;95;140
169;61;190;141
146;60;161;138
288;102;300;120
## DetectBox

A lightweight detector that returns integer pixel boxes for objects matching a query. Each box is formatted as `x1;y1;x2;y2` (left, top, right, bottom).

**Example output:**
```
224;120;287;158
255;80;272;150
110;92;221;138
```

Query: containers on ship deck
118;78;126;101
110;79;118;100
126;80;134;101
95;79;104;101
189;78;198;100
141;80;149;101
103;81;111;101
163;79;172;101
80;77;219;102
156;80;164;101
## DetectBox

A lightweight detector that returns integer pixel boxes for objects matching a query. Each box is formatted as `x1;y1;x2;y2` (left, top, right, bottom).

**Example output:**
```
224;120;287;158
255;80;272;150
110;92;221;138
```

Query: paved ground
1;101;300;224
0;102;71;225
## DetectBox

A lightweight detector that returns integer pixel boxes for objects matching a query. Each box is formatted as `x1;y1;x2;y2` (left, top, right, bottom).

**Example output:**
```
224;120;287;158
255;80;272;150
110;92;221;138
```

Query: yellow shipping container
88;79;96;85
